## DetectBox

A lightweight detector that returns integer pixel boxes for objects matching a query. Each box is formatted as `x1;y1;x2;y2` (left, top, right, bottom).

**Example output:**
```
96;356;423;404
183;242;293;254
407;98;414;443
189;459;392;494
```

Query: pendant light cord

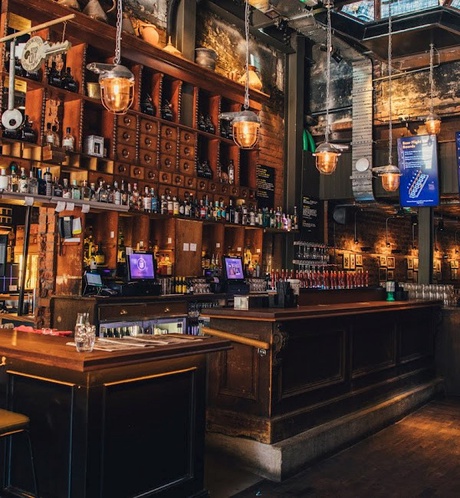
114;0;123;65
429;42;434;115
325;2;332;143
388;2;393;165
243;0;250;111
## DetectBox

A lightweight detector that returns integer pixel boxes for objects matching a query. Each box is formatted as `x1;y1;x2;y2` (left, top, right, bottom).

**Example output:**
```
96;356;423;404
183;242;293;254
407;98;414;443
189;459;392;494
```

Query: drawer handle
120;309;128;315
122;131;130;140
123;116;131;126
162;173;168;181
133;167;141;176
144;154;152;163
165;142;172;151
145;138;152;146
199;181;206;189
118;164;127;173
165;158;171;167
211;183;216;191
187;178;194;186
184;133;190;141
175;175;181;184
166;128;172;136
145;122;153;131
122;148;130;158
183;162;189;171
183;146;190;155
148;171;156;179
164;307;170;313
165;188;171;195
222;185;228;193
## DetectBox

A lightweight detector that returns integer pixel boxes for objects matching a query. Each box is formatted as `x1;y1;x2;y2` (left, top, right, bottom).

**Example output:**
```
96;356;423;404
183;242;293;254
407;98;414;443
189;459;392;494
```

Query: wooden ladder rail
202;327;270;351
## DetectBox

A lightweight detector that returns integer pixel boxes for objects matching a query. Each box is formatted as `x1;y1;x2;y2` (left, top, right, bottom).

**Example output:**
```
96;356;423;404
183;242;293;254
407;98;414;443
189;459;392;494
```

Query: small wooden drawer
172;173;184;187
116;127;136;146
160;140;177;155
184;176;197;189
139;150;157;166
139;133;158;150
240;187;250;199
139;118;158;135
160;125;177;140
179;158;195;176
159;171;172;184
209;181;218;193
197;178;208;191
117;145;136;162
118;113;137;131
99;301;187;321
116;162;130;177
157;185;177;198
179;144;195;159
248;189;257;202
229;185;240;197
218;183;230;195
145;168;158;182
130;165;145;180
159;154;176;170
179;129;196;145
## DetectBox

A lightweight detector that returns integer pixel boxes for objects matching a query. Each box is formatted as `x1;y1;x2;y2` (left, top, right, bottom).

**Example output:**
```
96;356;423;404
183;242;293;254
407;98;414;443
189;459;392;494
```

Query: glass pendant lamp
425;42;441;135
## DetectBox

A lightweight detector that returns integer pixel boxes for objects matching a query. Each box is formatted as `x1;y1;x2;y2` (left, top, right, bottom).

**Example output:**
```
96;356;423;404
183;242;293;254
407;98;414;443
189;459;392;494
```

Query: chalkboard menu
398;135;439;208
301;196;321;241
256;164;275;208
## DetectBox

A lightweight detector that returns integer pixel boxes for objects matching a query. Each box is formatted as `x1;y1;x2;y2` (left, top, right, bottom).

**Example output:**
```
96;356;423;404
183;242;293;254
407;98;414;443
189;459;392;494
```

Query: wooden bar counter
203;299;442;446
0;330;230;498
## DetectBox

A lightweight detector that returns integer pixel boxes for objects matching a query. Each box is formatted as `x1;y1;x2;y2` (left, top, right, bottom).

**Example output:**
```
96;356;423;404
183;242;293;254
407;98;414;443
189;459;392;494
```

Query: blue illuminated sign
398;135;439;207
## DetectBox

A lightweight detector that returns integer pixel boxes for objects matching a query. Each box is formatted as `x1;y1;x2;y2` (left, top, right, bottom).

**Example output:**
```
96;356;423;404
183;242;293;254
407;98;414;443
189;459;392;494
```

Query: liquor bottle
173;196;179;216
47;61;62;87
143;186;151;212
81;180;91;201
53;177;63;198
44;167;53;196
62;127;75;152
37;169;46;195
71;179;81;200
140;94;155;115
51;125;60;147
293;205;299;230
150;188;158;213
120;180;128;206
205;115;215;133
18;167;28;193
117;231;126;263
62;178;71;198
131;183;140;210
44;123;55;146
228;159;235;184
9;163;19;192
167;194;173;215
160;194;168;214
95;242;106;266
21;115;37;143
198;113;207;131
112;181;121;205
28;170;38;195
0;169;8;191
97;180;108;203
106;184;114;203
61;67;78;92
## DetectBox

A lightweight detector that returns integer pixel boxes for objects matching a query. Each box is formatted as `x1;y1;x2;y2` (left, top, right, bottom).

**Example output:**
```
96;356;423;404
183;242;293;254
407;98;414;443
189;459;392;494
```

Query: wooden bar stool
0;408;39;497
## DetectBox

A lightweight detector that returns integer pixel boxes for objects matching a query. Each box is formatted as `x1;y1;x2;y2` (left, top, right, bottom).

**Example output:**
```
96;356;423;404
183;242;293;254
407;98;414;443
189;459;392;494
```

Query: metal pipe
17;205;32;316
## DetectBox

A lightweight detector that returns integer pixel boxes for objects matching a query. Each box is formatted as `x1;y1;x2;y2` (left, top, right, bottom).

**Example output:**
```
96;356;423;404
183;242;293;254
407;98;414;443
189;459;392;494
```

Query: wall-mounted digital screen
222;256;245;281
127;253;156;281
398;135;439;208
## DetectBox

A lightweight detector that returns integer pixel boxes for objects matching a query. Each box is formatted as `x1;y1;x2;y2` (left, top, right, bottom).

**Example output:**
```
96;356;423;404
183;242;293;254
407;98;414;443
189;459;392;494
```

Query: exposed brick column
36;207;58;329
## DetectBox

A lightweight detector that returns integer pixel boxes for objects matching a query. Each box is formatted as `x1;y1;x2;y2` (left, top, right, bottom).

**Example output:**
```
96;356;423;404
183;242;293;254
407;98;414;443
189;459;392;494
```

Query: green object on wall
303;129;316;152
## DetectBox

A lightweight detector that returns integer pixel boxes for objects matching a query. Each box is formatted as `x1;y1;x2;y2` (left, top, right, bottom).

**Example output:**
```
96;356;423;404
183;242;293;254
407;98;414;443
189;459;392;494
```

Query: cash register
221;255;249;295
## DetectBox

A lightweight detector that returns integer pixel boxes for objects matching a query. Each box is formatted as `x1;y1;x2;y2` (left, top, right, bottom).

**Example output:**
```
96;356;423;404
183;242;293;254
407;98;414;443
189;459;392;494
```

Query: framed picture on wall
350;253;356;270
387;256;395;269
407;269;414;281
452;268;458;280
379;256;387;267
407;258;414;269
379;268;387;282
343;253;350;270
414;258;419;270
337;253;344;269
356;254;363;266
387;269;395;280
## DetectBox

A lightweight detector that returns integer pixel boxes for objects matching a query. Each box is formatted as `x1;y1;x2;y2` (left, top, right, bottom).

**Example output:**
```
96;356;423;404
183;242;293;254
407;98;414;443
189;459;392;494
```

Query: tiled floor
205;397;460;497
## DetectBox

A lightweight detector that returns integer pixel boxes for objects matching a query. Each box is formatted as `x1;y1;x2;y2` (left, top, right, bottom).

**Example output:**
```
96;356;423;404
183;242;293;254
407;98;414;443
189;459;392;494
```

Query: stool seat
0;408;30;434
0;408;39;497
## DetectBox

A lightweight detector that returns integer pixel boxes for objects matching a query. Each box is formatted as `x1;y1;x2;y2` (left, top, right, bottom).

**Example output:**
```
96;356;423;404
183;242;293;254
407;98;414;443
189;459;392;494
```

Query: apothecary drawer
116;127;136;146
139;150;158;166
139;118;158;135
117;145;136;162
160;125;178;140
117;113;137;131
139;134;158;150
159;155;176;170
179;129;196;145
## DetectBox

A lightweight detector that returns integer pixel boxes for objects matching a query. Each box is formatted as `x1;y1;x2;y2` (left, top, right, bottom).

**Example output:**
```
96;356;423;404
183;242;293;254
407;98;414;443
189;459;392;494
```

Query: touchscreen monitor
222;256;245;281
127;252;156;281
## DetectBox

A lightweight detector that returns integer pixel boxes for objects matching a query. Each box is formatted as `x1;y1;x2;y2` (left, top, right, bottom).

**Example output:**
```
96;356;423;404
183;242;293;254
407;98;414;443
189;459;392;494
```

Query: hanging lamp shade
373;164;401;192
425;112;441;135
313;141;341;175
232;110;260;149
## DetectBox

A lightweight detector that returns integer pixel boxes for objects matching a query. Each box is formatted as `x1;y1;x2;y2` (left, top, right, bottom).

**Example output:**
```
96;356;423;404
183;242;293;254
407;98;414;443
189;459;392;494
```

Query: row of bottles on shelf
269;268;369;290
293;241;330;264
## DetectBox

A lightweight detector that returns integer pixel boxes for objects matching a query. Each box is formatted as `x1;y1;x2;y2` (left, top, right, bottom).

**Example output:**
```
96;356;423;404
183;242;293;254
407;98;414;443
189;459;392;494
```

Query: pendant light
425;42;441;135
313;0;340;175
87;0;134;114
219;0;260;149
372;2;401;192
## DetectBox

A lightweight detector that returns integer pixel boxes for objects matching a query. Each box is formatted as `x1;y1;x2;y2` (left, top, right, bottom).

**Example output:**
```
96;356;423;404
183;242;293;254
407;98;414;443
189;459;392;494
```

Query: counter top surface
202;299;443;321
0;330;230;372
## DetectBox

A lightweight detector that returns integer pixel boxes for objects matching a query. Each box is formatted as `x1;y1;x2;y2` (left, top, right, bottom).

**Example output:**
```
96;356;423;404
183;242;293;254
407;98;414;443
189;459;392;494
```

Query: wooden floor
232;396;460;497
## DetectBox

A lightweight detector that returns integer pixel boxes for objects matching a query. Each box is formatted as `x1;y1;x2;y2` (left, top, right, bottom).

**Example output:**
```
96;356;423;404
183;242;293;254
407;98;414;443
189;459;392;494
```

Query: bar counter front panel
0;331;230;498
204;300;441;444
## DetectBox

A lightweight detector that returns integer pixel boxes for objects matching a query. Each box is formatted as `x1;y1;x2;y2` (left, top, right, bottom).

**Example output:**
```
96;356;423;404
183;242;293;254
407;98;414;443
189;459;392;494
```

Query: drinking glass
75;313;95;353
